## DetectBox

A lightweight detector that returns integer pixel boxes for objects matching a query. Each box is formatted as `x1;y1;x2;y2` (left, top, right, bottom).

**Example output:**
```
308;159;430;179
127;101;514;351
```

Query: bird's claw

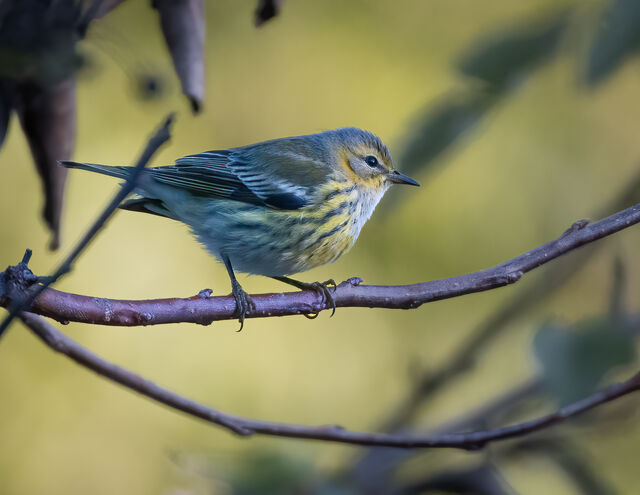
230;281;255;331
303;279;337;318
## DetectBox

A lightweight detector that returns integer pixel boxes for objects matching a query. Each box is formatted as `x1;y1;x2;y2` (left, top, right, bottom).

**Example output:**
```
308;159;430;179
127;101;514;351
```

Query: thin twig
0;113;174;339
18;312;640;449
502;438;617;495
2;204;639;326
377;171;640;431
348;378;544;490
376;252;589;432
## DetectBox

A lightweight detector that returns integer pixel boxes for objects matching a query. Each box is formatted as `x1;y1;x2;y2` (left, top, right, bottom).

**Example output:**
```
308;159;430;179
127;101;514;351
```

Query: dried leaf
255;0;284;27
153;0;205;113
14;78;76;250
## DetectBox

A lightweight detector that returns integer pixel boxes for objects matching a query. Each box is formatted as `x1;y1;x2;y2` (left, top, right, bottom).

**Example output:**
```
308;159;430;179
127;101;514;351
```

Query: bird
61;127;419;329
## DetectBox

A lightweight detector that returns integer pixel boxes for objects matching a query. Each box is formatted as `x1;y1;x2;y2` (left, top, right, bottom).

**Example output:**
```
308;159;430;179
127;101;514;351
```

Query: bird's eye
364;156;379;167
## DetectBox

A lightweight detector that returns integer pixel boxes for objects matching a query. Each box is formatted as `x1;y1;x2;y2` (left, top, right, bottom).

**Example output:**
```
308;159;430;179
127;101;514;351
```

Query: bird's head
328;127;419;191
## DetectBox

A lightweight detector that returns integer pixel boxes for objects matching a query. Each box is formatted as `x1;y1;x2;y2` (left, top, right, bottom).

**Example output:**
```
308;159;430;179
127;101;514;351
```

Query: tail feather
120;197;174;219
61;160;174;219
59;161;133;180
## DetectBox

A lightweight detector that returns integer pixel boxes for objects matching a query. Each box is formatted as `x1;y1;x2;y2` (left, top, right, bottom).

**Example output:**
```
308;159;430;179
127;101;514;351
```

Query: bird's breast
194;180;389;277
280;180;388;272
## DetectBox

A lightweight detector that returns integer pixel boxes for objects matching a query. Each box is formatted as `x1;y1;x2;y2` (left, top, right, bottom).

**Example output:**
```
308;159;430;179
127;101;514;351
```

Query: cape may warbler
62;127;419;328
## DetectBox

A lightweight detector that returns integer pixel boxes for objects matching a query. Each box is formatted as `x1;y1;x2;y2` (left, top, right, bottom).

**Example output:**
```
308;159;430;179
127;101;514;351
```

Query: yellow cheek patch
337;145;391;187
337;149;362;184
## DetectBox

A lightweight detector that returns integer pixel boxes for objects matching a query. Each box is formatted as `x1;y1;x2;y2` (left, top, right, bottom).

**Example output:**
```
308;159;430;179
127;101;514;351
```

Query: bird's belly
187;200;357;277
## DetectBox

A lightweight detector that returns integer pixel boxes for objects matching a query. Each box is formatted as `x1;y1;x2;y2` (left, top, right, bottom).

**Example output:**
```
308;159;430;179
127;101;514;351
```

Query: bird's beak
388;170;420;186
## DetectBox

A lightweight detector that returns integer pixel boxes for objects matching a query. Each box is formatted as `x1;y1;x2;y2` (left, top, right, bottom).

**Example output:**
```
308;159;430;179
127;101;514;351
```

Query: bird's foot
298;279;337;318
230;280;255;331
310;279;337;317
272;276;337;318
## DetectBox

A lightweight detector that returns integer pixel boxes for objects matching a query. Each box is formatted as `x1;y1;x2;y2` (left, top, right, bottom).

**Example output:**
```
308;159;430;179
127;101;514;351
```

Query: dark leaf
255;0;284;27
399;464;512;495
584;0;640;86
505;438;618;495
171;450;315;495
77;0;129;36
396;89;497;177
609;255;626;320
534;318;636;406
14;78;76;251
0;82;12;149
153;0;205;113
88;0;129;20
0;0;84;85
458;10;570;91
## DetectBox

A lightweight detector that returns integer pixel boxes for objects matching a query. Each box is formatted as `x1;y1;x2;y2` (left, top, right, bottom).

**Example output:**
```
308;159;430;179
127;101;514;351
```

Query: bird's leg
222;254;254;331
272;276;337;317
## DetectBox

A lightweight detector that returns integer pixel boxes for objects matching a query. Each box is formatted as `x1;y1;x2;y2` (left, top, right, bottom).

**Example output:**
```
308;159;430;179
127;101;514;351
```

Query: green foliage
397;0;640;183
397;10;570;179
585;0;640;86
534;317;636;406
457;10;570;91
216;450;321;495
397;89;497;176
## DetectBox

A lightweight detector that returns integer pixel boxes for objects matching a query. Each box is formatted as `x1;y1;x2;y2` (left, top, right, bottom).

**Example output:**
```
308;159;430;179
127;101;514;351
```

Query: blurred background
1;0;639;493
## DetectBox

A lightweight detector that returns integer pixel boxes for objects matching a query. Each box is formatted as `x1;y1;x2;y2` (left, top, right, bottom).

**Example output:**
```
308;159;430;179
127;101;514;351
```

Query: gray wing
148;149;317;210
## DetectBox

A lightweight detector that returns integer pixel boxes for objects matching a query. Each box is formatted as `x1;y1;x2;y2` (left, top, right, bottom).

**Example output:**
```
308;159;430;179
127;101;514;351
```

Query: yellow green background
1;0;639;493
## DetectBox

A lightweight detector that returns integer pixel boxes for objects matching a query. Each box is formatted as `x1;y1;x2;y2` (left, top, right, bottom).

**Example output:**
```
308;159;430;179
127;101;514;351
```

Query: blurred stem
347;378;544;491
609;254;626;322
500;437;617;495
378;170;640;432
18;311;640;449
0;113;174;340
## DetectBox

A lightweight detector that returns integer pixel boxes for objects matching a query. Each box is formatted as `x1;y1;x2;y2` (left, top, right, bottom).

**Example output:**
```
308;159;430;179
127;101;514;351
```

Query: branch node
321;423;346;433
227;423;255;436
2;254;40;301
562;219;590;237
507;270;523;283
196;317;215;326
197;288;213;299
21;249;33;265
341;277;364;288
484;271;523;287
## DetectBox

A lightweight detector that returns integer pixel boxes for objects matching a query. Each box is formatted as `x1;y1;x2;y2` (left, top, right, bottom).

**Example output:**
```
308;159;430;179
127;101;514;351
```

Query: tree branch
2;204;639;326
0;113;174;338
18;312;640;449
373;170;640;432
347;378;545;490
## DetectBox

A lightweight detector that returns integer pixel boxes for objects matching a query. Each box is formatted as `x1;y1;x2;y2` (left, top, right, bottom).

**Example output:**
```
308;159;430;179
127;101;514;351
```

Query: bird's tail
59;161;134;180
61;161;174;219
